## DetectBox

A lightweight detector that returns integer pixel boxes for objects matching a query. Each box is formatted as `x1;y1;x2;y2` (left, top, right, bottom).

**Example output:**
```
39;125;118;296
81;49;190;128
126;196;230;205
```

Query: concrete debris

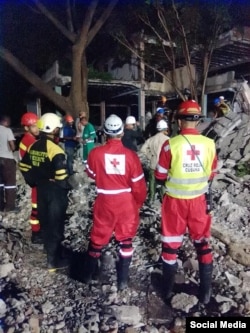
171;293;199;313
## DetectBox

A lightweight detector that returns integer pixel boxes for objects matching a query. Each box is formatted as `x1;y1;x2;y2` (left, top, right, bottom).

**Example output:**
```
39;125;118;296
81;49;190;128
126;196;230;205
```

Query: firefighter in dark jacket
19;113;72;271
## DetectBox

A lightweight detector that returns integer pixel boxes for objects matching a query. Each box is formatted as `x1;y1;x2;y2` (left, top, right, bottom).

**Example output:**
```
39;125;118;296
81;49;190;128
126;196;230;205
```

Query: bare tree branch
200;10;224;107
172;0;197;100
0;46;72;113
32;0;76;43
66;0;74;33
138;12;173;65
76;0;98;48
87;0;119;46
114;34;184;99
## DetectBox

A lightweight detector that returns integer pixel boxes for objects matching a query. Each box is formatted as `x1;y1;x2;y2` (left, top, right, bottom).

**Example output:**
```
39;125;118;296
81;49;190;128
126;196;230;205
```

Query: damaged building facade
27;27;250;129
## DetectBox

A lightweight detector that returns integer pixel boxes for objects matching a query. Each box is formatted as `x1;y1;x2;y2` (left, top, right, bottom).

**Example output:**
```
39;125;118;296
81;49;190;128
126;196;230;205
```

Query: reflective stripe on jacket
86;139;147;207
19;136;69;186
164;134;216;199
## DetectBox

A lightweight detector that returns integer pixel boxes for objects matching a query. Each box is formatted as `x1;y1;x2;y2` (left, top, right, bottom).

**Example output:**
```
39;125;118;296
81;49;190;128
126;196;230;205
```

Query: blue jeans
65;147;75;175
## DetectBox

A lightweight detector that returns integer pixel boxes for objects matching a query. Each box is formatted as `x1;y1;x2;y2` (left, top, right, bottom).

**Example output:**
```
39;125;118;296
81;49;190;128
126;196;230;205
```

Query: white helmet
125;116;136;125
37;113;63;133
156;119;168;131
156;107;165;114
104;114;124;136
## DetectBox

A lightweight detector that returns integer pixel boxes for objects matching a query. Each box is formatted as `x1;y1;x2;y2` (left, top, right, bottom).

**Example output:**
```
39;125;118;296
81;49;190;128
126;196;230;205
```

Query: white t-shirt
0;125;15;159
75;117;84;138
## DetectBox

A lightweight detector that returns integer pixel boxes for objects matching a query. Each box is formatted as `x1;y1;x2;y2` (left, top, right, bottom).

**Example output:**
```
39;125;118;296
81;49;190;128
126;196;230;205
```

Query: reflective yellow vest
165;134;216;199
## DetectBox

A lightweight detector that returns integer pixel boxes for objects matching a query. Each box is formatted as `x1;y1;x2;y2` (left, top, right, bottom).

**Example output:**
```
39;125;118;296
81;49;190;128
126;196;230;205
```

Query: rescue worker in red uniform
19;112;42;244
84;114;147;290
19;113;72;271
155;100;218;304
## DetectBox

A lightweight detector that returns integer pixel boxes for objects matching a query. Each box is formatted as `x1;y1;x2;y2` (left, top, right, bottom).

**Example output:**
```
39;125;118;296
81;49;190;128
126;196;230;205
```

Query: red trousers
161;194;213;264
30;187;40;232
89;193;139;258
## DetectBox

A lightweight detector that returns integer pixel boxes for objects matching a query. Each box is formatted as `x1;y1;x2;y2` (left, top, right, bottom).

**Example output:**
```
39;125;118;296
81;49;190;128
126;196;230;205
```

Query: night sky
0;0;250;126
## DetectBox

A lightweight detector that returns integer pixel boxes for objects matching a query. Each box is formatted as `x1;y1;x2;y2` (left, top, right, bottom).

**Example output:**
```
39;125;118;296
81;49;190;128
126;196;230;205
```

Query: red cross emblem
187;145;200;160
111;158;120;168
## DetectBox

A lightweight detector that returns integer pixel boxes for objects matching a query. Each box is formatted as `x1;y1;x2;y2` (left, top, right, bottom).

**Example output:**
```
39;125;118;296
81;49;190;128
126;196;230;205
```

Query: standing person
213;97;230;118
0;115;17;212
62;115;78;176
121;116;144;152
155;100;218;304
144;108;165;139
75;111;86;160
83;114;147;290
19;112;42;244
19;113;72;270
140;119;169;205
79;116;96;164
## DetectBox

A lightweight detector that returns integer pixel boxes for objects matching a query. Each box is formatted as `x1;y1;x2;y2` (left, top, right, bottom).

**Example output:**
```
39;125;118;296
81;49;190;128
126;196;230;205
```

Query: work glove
205;182;213;214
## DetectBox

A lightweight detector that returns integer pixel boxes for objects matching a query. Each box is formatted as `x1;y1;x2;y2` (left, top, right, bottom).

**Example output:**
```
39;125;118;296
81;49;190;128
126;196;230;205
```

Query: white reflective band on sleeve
131;173;144;182
119;249;134;257
4;186;17;189
161;235;184;243
156;164;168;174
163;144;170;152
97;188;131;194
85;164;96;177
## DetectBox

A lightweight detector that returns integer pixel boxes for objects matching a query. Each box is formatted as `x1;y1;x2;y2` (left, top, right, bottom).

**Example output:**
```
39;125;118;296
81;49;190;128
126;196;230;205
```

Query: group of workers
0;97;218;306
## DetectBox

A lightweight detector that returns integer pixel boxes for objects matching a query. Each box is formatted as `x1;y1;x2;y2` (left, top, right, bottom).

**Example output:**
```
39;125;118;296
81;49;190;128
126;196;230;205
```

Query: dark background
1;0;250;126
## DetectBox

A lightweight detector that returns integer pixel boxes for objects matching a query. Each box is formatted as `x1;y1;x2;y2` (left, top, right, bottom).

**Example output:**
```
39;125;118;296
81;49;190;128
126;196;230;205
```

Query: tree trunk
81;54;89;117
70;44;84;118
0;46;73;115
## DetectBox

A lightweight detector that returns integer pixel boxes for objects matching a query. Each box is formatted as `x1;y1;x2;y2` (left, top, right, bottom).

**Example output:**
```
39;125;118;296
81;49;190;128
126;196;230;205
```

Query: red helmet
21;112;39;126
65;115;74;123
177;100;203;120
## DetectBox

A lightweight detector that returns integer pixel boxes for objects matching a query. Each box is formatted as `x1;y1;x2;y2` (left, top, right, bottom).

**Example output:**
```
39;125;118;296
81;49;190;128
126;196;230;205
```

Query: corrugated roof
192;27;250;75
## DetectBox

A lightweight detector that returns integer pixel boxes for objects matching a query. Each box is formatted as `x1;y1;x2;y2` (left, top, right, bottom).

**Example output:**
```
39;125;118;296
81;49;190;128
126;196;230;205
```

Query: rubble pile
0;112;250;332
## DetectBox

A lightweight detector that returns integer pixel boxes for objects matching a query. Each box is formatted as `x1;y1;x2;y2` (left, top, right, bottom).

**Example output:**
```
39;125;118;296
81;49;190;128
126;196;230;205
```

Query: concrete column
138;89;146;130
100;101;105;125
202;94;208;117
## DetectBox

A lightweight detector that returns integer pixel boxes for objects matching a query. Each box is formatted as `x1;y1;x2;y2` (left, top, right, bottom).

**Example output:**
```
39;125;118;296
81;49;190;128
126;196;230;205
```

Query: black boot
199;262;213;304
162;262;178;300
47;244;69;271
0;187;4;212
82;253;99;284
116;256;132;291
47;255;69;271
